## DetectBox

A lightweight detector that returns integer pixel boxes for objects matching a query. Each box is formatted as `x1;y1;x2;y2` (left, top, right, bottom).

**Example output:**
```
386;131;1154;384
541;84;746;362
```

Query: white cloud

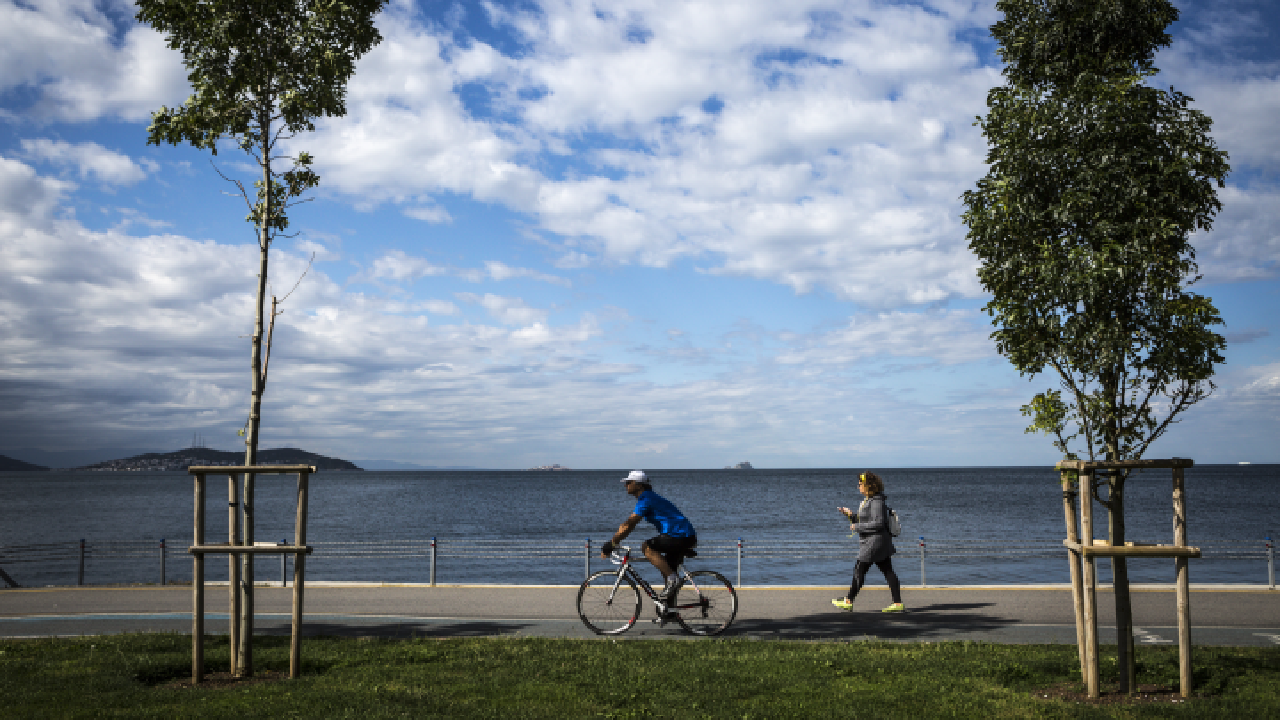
422;299;460;315
0;156;72;224
456;292;549;326
483;260;570;286
1235;362;1280;399
1159;12;1280;171
363;249;451;282
359;250;571;288
299;0;1002;308
403;203;453;223
1193;184;1280;283
0;0;188;121
19;138;153;185
776;310;996;366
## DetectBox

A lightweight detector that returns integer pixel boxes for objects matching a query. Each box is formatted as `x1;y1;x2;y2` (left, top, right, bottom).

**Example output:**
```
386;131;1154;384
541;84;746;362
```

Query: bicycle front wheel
577;570;642;635
672;570;737;636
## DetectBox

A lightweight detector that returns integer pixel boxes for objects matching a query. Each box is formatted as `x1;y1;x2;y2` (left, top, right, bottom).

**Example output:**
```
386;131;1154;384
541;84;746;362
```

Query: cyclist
600;470;697;600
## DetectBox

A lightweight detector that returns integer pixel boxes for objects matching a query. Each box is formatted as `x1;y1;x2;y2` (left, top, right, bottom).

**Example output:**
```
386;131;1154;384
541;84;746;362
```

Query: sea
1;465;1276;588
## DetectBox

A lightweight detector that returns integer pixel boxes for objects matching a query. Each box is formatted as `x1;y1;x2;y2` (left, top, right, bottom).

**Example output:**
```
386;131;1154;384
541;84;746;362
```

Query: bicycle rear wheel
577;570;642;635
671;570;737;636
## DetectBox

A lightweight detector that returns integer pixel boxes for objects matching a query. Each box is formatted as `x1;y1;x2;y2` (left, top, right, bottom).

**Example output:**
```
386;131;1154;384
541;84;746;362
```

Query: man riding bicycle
601;470;697;599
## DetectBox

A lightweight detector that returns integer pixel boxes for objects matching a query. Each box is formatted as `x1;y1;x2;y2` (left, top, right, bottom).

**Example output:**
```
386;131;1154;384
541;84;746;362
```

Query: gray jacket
853;493;896;563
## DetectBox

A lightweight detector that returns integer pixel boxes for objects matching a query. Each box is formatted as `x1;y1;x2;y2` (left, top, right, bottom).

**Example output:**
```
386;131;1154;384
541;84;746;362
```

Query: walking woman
832;471;904;612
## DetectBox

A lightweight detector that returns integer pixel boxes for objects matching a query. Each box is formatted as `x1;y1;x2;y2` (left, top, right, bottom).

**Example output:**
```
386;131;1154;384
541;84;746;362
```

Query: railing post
160;539;166;586
919;536;926;587
585;538;591;581
430;536;437;586
736;537;743;588
1268;536;1275;590
78;539;85;586
281;539;287;587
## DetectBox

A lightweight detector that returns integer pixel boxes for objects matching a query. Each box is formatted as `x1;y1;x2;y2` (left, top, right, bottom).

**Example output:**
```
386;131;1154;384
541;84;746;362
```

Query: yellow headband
859;473;867;482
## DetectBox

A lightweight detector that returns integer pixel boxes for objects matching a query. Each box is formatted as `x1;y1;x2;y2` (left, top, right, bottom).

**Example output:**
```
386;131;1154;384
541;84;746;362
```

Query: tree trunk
238;113;272;678
1102;372;1136;694
1108;473;1136;694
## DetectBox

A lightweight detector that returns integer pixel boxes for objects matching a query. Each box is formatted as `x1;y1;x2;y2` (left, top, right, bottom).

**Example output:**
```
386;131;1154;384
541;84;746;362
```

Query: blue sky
1;0;1277;469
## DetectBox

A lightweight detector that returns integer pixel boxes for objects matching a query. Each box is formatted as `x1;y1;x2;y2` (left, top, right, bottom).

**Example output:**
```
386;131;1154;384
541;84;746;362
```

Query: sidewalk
2;585;1278;645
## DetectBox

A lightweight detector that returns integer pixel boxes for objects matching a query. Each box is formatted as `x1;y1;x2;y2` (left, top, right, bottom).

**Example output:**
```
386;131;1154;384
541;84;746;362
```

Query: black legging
847;558;902;604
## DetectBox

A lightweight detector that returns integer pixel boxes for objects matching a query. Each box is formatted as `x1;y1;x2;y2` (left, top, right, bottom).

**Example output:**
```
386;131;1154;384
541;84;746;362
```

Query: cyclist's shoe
881;602;905;613
831;598;853;611
659;579;678;600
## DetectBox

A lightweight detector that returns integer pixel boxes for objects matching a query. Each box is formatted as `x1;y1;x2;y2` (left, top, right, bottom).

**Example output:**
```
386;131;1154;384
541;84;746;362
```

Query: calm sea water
1;466;1276;587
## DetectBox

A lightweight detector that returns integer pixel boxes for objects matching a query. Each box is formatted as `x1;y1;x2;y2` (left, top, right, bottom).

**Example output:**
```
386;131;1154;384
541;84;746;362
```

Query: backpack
857;497;902;537
887;507;902;537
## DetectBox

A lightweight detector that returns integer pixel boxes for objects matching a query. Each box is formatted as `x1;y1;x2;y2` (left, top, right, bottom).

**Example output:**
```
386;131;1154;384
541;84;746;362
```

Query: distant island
75;447;361;472
725;461;754;470
0;454;50;472
528;464;572;471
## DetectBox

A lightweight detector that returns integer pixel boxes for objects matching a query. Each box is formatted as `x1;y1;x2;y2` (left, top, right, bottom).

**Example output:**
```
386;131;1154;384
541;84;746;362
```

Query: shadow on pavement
724;601;1015;640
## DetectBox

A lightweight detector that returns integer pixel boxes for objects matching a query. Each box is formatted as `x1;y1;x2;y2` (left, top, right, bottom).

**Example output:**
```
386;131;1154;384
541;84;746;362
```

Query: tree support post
239;472;255;676
191;472;205;684
1059;458;1198;700
291;469;309;679
1061;471;1087;681
1173;466;1192;698
189;465;313;684
228;473;240;676
1079;468;1099;698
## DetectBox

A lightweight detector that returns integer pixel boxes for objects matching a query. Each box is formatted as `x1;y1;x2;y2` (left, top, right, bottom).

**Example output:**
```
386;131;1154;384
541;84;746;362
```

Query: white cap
621;470;648;484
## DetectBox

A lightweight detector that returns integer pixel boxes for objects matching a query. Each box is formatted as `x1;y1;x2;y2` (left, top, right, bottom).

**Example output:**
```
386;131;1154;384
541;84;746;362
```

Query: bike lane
2;584;1277;646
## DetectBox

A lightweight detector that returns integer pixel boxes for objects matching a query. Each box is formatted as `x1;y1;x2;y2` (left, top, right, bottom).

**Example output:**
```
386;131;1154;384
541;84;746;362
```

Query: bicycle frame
607;546;702;614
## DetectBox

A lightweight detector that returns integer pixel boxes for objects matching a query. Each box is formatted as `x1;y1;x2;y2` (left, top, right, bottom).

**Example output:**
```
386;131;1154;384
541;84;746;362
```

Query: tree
962;0;1229;693
138;0;385;468
139;0;385;677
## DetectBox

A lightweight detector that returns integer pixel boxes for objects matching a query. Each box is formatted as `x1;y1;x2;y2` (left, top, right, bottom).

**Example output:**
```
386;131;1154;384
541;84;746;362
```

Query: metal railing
1;536;1274;589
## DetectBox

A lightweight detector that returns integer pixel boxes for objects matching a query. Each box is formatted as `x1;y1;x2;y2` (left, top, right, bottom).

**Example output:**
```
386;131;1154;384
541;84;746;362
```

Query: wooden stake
192;473;205;684
290;470;310;679
1080;469;1099;698
1061;471;1087;681
239;472;255;677
1173;466;1192;698
228;473;240;676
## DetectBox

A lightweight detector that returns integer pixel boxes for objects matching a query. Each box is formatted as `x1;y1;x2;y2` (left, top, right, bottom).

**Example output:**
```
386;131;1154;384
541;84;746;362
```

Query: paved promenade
2;584;1278;645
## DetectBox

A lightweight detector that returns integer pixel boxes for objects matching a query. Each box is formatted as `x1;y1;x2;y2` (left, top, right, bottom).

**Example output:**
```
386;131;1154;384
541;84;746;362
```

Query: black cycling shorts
643;534;697;569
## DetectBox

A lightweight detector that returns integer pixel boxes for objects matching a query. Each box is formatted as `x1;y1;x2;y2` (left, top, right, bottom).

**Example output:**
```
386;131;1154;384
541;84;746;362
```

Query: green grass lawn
2;634;1277;718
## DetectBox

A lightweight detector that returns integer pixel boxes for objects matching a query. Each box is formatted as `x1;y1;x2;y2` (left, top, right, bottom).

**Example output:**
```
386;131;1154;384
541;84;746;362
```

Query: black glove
601;541;615;555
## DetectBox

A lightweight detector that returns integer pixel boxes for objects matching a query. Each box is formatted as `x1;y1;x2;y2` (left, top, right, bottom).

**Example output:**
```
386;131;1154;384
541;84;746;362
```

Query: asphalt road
2;584;1278;645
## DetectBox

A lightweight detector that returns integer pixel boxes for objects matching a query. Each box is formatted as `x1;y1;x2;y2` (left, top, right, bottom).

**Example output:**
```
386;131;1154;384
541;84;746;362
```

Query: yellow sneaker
881;602;905;613
831;598;853;611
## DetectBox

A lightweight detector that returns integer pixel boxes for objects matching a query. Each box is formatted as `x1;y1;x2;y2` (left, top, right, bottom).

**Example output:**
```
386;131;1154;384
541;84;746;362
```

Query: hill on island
77;447;361;472
0;454;50;471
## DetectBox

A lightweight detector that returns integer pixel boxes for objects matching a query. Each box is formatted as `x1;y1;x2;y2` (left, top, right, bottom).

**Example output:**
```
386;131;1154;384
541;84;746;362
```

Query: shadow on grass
255;620;542;639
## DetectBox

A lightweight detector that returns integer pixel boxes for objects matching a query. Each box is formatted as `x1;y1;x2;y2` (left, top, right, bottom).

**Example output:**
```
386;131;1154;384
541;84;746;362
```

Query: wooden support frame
1059;472;1087;685
1057;458;1196;699
189;465;314;684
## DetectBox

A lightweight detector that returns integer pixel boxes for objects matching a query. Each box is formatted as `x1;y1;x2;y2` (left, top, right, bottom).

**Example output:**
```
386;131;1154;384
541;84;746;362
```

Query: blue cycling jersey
632;490;695;538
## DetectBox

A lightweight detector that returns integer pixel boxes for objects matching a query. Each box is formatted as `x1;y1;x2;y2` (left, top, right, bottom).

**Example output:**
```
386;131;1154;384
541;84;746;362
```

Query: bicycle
576;545;737;636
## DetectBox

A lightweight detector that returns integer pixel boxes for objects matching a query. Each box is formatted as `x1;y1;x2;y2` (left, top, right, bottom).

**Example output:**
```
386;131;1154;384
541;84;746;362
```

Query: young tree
962;0;1229;692
138;0;386;468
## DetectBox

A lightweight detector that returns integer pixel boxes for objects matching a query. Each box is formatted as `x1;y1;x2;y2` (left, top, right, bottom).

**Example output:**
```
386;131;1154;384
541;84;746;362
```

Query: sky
1;0;1277;470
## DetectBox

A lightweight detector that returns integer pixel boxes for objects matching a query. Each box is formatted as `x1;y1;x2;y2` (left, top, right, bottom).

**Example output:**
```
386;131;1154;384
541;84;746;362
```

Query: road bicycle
576;545;737;636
